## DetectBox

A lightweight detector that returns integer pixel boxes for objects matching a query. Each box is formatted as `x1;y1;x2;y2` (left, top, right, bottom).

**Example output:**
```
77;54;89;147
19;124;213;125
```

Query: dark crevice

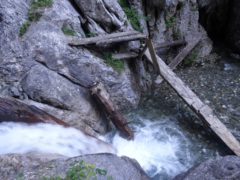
198;0;231;44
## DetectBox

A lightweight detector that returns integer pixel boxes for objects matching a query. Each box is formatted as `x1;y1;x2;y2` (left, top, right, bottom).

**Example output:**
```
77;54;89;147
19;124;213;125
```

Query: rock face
174;156;240;180
146;0;213;63
198;0;240;55
0;153;150;180
0;0;141;135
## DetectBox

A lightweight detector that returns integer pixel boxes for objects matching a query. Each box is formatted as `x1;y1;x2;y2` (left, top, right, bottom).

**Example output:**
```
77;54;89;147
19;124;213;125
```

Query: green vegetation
103;52;124;73
118;0;142;32
165;15;176;30
61;26;76;36
183;52;198;66
86;32;97;38
19;0;53;36
44;160;113;180
19;21;31;37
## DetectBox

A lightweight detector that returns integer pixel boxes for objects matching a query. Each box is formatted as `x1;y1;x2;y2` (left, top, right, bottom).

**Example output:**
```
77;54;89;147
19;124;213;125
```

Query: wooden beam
169;38;200;70
112;52;138;60
155;39;187;49
144;39;240;156
68;31;146;46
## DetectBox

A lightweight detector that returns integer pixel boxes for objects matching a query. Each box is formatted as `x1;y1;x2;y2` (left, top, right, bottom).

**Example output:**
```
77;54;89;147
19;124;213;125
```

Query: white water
0;122;115;156
0;113;221;179
104;116;192;179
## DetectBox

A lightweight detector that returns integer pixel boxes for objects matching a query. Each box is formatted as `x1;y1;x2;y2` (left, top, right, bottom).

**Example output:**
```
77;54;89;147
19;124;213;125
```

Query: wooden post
90;83;134;140
144;39;240;156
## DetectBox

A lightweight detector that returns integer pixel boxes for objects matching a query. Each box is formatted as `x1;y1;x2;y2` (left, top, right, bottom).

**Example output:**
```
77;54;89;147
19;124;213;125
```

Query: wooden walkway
68;31;240;155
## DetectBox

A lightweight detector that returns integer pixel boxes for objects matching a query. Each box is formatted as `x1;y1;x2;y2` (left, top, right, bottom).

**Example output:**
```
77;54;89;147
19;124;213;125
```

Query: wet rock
0;153;150;180
174;156;240;180
0;0;141;134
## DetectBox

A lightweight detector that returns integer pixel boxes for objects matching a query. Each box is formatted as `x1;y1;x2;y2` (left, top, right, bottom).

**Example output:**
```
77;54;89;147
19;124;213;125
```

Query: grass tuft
103;52;124;73
118;0;142;32
19;0;53;36
61;26;76;36
19;21;31;37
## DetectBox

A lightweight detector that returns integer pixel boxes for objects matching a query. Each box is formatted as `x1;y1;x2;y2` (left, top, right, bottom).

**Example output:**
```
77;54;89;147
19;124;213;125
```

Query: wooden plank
96;34;146;45
112;52;138;60
169;38;200;70
68;31;146;46
152;38;200;85
90;82;134;140
155;39;186;49
144;39;240;156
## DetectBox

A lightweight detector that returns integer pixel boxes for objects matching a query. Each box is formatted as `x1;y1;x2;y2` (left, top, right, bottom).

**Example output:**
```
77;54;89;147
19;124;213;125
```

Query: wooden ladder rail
145;38;240;156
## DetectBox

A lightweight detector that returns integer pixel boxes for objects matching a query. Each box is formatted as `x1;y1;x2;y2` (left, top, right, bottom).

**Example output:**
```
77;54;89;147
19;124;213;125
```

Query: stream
0;58;239;179
0;99;230;180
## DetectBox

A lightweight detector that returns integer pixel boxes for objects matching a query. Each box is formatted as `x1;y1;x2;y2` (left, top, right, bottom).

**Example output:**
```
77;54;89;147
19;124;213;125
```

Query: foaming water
0;122;115;157
105;116;192;179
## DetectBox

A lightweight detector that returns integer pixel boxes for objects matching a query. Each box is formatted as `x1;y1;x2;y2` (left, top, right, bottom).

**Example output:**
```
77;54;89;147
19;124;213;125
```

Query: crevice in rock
198;0;231;43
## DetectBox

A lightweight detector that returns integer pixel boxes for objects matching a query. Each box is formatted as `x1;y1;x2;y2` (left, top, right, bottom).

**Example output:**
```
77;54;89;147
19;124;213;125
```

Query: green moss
61;26;76;36
19;21;31;37
103;53;124;73
19;0;53;36
118;0;142;32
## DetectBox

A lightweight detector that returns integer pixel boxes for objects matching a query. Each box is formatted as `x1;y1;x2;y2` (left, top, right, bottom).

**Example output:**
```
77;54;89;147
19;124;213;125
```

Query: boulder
174;156;240;180
0;153;150;180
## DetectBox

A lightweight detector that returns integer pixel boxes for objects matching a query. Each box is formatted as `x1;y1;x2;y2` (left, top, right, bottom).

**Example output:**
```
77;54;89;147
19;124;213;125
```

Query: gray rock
0;0;141;134
73;0;127;33
0;153;150;180
174;156;240;180
21;65;108;134
146;0;212;62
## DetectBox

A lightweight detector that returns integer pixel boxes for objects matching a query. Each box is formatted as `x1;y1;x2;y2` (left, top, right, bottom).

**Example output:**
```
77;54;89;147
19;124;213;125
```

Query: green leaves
44;160;112;180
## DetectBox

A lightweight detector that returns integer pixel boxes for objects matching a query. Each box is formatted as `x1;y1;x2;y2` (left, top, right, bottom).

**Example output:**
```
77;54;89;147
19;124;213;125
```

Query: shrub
44;160;113;180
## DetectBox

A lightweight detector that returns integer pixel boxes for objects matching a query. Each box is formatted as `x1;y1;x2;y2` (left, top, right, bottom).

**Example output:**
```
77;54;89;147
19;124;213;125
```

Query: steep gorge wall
0;0;141;136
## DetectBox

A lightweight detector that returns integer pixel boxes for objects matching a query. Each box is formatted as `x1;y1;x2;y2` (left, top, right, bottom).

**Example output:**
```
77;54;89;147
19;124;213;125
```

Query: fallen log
0;97;69;127
90;83;134;140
